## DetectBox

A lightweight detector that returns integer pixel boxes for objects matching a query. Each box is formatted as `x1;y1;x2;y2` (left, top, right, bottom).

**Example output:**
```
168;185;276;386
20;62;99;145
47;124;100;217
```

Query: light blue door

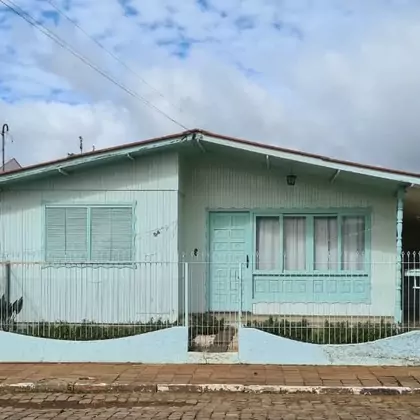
209;212;251;312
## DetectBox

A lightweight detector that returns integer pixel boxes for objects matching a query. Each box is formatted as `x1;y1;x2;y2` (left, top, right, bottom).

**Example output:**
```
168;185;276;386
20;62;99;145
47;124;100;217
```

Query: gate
186;261;245;353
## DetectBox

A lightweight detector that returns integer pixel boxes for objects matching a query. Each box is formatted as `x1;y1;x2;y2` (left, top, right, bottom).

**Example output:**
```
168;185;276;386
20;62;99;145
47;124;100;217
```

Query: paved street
0;392;419;419
2;363;420;389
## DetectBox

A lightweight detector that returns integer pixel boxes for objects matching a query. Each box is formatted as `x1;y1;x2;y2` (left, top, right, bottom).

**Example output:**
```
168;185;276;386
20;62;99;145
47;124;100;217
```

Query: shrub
246;317;313;342
5;319;175;341
248;317;400;344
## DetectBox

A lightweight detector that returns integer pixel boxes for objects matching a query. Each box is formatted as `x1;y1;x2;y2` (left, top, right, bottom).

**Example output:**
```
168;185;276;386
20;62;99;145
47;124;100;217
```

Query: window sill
41;261;137;269
252;270;369;277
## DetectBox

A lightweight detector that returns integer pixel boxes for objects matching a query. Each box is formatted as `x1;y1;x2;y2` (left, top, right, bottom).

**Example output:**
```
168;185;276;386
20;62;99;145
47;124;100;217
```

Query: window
314;216;338;271
341;216;366;271
45;206;134;262
45;207;88;261
283;217;306;271
256;217;280;270
255;213;367;272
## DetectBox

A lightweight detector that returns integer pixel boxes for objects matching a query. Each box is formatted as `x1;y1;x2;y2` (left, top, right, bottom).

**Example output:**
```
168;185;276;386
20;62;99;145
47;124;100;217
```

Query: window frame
44;203;136;265
252;209;371;276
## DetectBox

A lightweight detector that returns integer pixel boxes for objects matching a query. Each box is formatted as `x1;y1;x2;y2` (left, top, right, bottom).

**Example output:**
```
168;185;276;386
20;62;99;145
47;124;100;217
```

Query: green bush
3;313;224;345
3;314;403;345
7;319;176;341
248;317;400;344
188;312;224;337
246;317;313;342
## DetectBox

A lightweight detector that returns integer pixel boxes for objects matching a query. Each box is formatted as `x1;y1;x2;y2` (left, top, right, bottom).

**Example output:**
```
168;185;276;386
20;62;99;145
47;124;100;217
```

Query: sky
1;0;420;171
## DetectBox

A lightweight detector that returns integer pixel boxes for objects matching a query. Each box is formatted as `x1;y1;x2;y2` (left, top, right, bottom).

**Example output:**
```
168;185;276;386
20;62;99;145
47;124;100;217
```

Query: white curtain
283;217;306;271
342;216;365;271
314;217;338;271
256;217;280;270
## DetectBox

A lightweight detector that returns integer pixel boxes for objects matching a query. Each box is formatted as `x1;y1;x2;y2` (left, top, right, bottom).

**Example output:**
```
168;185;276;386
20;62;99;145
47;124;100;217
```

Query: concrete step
191;327;237;353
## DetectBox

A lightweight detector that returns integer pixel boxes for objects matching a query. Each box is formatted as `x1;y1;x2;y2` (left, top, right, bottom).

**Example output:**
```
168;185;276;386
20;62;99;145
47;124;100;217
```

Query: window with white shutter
45;205;134;263
91;207;133;262
45;207;88;261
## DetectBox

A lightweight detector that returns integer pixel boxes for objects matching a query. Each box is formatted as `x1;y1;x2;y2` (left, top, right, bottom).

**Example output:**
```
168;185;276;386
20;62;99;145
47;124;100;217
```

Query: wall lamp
286;174;297;186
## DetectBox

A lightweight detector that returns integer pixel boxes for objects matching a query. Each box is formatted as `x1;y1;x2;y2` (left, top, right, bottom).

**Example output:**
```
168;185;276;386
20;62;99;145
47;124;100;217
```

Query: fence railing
186;254;420;351
0;260;184;340
2;254;420;350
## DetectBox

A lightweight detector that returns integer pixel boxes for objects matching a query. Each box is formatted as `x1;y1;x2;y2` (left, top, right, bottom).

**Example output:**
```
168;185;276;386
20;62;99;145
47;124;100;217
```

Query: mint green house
1;129;420;327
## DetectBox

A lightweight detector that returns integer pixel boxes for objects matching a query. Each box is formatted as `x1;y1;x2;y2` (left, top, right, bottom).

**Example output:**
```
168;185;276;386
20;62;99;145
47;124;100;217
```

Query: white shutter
91;207;133;262
45;207;66;261
45;207;88;261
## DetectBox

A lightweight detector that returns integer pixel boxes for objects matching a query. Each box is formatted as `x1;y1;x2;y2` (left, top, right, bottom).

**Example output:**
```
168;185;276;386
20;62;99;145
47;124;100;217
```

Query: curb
0;382;420;395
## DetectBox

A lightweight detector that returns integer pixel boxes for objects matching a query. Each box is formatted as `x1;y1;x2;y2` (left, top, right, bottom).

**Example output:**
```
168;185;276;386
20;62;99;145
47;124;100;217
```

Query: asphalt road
0;392;419;419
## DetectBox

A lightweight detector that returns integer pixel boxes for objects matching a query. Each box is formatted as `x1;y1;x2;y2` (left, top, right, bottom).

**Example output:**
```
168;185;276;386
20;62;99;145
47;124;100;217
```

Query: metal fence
0;260;184;340
2;253;420;350
402;251;420;326
186;254;420;352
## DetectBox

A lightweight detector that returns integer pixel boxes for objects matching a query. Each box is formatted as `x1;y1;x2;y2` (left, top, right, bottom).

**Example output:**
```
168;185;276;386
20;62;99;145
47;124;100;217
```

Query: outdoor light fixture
286;174;297;186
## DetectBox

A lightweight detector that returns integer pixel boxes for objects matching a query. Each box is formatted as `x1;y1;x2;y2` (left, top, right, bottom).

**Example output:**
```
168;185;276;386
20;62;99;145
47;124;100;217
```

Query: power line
3;0;189;130
45;0;188;120
0;0;189;130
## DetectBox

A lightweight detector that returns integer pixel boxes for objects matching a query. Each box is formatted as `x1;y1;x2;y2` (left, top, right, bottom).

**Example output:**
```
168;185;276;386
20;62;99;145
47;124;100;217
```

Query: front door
208;212;251;312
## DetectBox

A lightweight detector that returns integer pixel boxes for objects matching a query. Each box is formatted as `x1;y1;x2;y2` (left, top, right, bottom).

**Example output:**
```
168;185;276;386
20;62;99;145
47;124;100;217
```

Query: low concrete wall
239;328;420;366
2;327;420;365
0;327;188;363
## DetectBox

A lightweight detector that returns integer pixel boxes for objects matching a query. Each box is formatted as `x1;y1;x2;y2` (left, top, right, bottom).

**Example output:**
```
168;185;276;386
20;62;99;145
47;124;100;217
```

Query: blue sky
1;0;420;170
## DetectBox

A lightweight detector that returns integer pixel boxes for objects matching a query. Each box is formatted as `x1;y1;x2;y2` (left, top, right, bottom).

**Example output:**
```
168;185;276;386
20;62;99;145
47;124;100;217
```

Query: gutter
0;136;188;186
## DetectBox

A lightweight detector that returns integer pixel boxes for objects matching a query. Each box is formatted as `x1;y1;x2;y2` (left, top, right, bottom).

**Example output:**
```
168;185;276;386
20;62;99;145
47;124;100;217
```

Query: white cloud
1;0;420;171
0;101;134;164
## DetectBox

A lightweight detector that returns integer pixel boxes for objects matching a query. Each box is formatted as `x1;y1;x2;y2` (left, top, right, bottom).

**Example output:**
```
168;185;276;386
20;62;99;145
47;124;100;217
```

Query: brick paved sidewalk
0;364;420;394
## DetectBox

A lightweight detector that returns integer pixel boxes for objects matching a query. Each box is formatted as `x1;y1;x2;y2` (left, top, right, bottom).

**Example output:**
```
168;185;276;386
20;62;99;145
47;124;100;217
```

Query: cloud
0;101;134;164
0;0;420;172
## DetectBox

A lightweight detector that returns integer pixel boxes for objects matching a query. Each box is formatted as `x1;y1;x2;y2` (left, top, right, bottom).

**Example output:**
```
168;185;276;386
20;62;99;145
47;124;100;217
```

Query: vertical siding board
182;156;397;317
0;153;180;324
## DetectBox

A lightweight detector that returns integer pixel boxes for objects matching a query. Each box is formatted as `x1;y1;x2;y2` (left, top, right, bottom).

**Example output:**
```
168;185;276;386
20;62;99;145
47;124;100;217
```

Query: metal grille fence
0;260;184;340
2;254;420;350
186;254;420;352
186;262;240;352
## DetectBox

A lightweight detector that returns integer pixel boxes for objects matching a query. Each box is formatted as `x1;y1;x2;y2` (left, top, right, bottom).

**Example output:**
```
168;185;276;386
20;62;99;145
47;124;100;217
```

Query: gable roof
0;128;419;186
0;158;21;173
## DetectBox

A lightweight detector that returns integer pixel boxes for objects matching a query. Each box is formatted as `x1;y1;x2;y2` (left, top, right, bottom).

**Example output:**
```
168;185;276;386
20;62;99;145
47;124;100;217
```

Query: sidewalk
0;364;420;395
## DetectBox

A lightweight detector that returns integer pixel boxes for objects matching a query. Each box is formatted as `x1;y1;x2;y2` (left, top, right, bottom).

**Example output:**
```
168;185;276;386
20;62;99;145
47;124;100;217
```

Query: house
1;129;420;341
0;158;21;173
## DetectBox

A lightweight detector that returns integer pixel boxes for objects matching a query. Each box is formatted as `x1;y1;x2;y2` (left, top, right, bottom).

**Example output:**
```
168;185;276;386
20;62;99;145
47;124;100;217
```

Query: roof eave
0;135;187;186
201;133;420;186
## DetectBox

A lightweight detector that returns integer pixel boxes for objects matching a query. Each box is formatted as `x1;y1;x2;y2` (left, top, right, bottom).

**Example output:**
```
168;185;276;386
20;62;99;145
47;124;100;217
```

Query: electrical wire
45;0;189;120
0;0;190;130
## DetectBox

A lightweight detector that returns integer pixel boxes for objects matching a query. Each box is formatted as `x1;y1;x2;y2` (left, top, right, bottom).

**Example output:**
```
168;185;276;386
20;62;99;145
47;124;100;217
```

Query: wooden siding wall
181;156;398;317
0;153;180;324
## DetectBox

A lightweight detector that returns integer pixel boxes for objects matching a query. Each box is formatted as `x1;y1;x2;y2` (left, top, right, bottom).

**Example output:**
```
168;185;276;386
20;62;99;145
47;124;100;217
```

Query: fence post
5;261;10;308
184;262;189;330
2;261;11;332
238;262;242;329
395;188;404;324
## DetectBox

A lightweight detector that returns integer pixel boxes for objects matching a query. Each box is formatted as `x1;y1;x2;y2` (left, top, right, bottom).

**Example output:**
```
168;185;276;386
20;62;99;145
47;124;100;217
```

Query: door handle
246;255;249;268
